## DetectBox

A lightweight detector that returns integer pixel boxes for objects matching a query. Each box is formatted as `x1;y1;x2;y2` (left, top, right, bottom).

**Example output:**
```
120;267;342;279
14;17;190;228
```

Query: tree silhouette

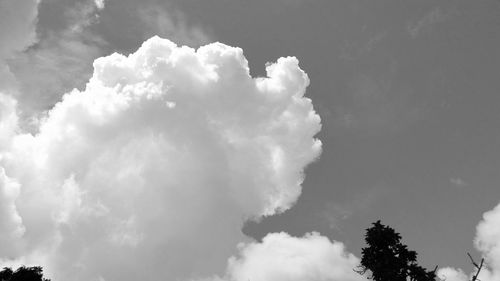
0;266;50;281
357;220;437;281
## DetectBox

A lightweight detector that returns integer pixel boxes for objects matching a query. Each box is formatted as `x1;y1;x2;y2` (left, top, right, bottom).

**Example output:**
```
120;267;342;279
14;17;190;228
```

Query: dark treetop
357;221;437;281
0;266;50;281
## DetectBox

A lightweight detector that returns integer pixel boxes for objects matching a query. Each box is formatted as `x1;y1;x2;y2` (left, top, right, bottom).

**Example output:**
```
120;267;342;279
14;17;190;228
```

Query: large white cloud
439;203;500;281
473;203;500;281
0;36;341;281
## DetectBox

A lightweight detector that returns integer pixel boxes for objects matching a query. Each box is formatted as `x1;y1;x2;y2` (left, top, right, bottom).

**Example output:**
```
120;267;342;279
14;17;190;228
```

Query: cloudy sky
1;0;500;280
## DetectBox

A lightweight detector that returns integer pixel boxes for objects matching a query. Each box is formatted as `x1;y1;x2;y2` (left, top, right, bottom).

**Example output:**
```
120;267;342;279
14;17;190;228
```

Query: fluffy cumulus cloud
439;203;500;281
0;3;366;279
220;232;364;281
473;203;500;281
0;35;369;281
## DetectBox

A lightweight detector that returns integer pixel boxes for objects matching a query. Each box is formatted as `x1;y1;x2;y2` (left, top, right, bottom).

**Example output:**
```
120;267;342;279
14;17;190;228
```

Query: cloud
94;0;105;10
439;203;500;281
449;177;468;188
0;168;25;257
219;232;365;281
408;7;456;39
0;4;363;280
135;3;210;47
474;203;500;281
0;94;19;150
0;36;327;281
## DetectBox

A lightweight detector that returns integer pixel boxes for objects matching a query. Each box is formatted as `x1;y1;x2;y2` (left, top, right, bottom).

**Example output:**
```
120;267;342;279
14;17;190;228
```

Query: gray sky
2;0;500;280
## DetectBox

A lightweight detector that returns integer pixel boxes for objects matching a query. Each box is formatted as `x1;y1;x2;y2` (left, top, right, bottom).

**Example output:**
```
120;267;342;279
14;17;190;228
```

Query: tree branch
467;252;484;281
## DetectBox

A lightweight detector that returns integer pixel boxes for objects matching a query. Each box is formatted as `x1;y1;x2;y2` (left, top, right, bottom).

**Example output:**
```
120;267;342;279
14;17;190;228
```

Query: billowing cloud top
0;36;330;281
224;232;363;281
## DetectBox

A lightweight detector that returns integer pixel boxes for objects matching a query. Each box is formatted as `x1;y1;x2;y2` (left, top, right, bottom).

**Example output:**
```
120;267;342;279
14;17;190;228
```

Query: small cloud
449;177;468;187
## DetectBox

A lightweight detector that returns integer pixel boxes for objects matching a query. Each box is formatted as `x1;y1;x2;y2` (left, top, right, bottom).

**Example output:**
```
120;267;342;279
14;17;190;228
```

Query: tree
357;220;437;281
0;266;50;281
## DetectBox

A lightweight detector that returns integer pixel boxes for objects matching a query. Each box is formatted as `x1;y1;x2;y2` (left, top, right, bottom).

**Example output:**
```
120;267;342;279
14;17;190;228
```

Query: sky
1;0;500;281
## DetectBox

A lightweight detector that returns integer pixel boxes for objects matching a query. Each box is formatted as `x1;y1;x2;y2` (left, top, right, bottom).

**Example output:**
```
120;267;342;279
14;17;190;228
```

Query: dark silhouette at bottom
0;266;50;281
356;220;437;281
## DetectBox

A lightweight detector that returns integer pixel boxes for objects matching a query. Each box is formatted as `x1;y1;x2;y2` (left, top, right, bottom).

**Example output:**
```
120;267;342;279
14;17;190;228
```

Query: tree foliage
357;220;437;281
0;266;50;281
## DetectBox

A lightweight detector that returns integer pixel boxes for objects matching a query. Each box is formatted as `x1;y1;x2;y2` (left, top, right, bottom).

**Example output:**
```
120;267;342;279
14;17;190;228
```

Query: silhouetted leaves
0;266;50;281
357;220;437;281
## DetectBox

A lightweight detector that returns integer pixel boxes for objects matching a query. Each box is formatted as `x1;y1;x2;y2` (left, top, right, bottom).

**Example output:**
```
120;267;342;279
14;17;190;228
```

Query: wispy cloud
449;177;468;188
408;7;457;39
136;4;211;47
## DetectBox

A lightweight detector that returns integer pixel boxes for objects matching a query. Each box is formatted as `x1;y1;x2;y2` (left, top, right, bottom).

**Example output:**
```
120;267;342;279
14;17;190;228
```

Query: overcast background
1;0;500;280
